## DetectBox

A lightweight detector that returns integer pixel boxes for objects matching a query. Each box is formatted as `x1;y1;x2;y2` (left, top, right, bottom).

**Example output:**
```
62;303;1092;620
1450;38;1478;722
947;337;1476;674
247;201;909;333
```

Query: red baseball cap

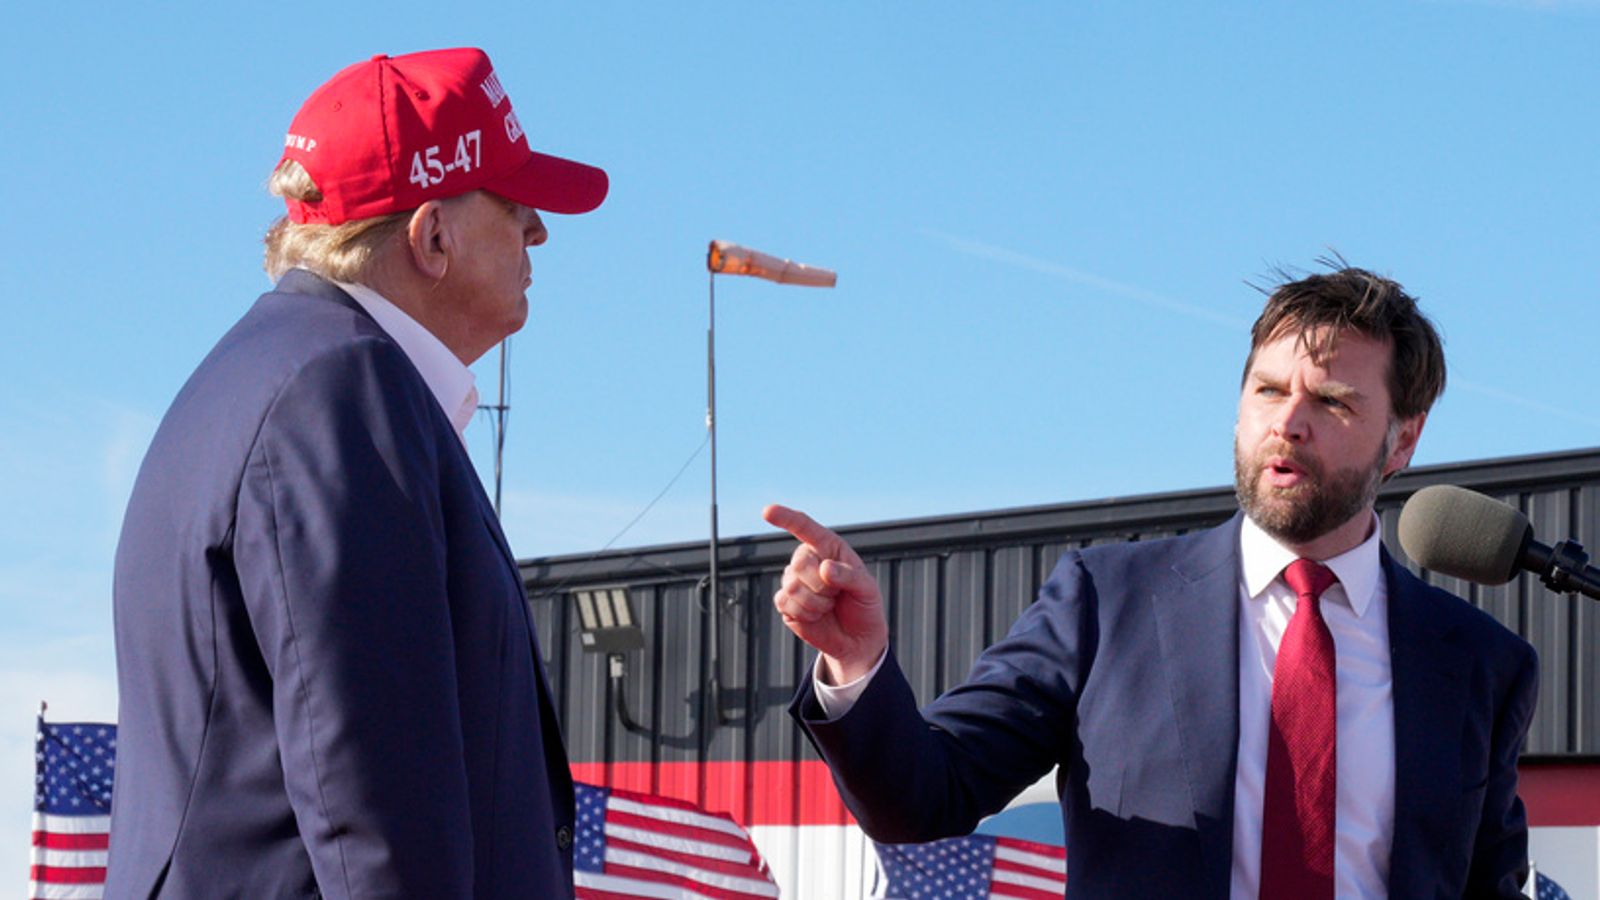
278;48;608;224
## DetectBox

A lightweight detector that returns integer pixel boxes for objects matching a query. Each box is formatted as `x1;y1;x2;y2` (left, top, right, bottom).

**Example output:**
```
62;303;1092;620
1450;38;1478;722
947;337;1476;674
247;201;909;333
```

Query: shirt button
556;825;573;850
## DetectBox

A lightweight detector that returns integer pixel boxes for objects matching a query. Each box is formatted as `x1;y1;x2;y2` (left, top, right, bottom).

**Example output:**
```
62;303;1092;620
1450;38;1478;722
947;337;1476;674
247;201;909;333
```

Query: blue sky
3;0;1598;877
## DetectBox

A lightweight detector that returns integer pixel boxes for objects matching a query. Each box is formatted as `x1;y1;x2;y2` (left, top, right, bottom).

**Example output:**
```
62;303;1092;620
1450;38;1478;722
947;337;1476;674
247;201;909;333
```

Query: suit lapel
469;478;522;582
1385;551;1471;889
1152;515;1244;892
461;462;548;657
457;407;573;791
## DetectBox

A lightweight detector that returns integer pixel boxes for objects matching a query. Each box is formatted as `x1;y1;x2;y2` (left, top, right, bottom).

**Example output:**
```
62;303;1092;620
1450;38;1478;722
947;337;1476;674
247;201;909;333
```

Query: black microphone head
1398;484;1531;585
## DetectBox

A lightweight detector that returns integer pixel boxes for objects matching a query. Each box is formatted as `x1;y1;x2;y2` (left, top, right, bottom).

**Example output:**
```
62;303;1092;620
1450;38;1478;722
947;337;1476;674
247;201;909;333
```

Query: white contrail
922;229;1253;329
1452;378;1600;427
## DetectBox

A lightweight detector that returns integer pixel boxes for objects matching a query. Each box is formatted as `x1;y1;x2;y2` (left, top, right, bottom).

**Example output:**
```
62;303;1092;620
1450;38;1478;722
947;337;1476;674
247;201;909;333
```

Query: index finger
763;503;846;559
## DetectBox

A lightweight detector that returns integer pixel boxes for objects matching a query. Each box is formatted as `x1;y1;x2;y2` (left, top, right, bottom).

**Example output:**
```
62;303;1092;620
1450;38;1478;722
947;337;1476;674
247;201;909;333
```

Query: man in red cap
107;48;606;898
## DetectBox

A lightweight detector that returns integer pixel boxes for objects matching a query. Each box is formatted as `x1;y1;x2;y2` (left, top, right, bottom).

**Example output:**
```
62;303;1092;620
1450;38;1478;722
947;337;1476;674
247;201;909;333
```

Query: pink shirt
335;280;479;445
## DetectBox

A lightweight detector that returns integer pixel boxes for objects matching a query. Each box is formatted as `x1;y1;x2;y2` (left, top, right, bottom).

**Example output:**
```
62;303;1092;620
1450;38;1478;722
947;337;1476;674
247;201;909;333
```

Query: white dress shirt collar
1240;511;1384;618
335;280;479;442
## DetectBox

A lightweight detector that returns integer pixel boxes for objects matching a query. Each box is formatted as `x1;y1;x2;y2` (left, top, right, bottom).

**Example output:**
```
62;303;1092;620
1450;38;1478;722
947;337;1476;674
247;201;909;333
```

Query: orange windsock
707;241;836;287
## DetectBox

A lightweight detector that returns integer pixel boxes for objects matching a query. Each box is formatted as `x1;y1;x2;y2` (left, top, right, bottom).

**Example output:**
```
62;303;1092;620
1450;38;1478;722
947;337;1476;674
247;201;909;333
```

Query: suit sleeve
233;338;473;899
1468;638;1539;898
790;552;1093;842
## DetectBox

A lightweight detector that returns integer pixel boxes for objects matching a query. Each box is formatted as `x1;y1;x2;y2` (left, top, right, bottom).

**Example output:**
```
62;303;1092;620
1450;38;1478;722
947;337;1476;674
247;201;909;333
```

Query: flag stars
36;721;118;816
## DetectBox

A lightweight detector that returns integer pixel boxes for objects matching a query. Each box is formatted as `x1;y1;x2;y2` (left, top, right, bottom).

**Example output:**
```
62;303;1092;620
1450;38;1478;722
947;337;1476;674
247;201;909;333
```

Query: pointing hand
763;504;888;684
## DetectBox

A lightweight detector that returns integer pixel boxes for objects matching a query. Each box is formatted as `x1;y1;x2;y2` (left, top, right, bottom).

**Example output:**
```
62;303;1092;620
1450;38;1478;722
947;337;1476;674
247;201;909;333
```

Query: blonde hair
262;160;410;282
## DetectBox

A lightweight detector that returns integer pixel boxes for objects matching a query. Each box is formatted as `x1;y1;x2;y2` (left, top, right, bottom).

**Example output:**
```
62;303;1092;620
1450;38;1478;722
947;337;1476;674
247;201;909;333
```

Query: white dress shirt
1233;514;1393;900
813;514;1396;899
334;281;480;445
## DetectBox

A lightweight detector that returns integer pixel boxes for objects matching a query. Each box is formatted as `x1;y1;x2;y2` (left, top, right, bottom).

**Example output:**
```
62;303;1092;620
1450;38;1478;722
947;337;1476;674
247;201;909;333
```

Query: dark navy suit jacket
792;515;1538;898
108;270;574;898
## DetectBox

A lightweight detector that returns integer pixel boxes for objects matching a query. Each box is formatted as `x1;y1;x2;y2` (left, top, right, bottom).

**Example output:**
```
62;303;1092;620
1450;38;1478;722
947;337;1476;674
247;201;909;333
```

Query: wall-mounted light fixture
573;587;645;655
572;587;649;734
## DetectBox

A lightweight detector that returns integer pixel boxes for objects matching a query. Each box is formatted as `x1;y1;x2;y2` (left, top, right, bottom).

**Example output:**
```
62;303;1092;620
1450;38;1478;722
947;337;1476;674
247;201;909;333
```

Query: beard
1233;432;1391;546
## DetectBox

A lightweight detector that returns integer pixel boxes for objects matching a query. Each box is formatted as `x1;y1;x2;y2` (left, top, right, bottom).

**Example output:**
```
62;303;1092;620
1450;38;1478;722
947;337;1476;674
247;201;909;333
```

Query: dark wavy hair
1243;258;1445;421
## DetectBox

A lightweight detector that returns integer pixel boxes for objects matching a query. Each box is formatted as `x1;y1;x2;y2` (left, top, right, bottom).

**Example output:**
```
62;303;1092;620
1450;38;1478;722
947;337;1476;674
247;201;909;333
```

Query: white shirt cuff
812;647;889;719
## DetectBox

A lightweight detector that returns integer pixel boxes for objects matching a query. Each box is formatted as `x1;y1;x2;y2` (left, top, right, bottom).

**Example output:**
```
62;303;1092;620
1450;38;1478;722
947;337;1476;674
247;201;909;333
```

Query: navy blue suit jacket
792;515;1538;898
108;270;573;898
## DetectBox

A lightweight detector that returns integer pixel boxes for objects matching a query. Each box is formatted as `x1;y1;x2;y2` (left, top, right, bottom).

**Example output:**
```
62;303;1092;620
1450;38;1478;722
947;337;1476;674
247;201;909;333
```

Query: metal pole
707;273;720;619
707;272;726;722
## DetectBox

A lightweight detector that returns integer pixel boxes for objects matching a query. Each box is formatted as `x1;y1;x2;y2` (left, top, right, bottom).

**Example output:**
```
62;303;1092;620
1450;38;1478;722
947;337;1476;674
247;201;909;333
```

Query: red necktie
1259;558;1339;900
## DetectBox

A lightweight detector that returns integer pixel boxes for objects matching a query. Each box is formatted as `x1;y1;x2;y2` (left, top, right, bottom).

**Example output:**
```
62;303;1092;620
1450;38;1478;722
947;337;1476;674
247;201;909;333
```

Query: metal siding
705;574;756;818
1577;484;1600;754
654;581;703;784
894;555;943;702
615;585;657;774
990;545;1037;645
527;582;566;723
559;608;609;765
753;570;802;761
945;549;990;686
1527;491;1575;754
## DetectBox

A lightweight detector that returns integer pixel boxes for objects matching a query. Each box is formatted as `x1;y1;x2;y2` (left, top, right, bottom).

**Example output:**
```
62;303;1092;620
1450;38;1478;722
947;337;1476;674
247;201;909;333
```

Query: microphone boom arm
1526;538;1600;600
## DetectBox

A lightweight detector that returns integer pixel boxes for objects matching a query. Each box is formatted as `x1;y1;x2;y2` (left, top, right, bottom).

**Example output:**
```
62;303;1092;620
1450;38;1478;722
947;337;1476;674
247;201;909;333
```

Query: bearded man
765;266;1537;899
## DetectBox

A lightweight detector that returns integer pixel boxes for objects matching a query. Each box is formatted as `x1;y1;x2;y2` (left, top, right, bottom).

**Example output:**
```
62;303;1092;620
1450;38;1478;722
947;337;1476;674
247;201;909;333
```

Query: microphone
1398;484;1600;600
707;241;837;288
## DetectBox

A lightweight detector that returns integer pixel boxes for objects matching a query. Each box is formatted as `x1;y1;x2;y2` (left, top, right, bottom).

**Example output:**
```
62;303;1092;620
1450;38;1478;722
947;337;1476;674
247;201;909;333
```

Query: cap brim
487;151;609;215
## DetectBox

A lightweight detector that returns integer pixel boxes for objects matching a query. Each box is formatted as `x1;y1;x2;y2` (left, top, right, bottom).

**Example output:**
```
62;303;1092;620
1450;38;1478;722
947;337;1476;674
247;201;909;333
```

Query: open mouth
1263;455;1309;488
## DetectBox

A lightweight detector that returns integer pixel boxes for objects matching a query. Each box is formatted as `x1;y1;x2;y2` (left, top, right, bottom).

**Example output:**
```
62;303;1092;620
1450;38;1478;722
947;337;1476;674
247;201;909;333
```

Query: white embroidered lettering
480;72;509;107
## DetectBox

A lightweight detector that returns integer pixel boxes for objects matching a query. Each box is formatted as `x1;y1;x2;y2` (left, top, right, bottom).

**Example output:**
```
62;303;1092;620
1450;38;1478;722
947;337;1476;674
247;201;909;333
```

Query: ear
1381;412;1426;480
404;201;452;281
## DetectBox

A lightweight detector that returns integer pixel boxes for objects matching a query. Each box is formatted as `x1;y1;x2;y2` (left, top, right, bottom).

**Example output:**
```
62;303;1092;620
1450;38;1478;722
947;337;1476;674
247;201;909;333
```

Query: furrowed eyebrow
1316;382;1360;402
1248;370;1363;405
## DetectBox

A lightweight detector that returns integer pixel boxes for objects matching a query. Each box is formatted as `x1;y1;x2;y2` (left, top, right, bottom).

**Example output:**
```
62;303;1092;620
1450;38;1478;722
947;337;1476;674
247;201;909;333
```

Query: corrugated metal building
521;446;1600;897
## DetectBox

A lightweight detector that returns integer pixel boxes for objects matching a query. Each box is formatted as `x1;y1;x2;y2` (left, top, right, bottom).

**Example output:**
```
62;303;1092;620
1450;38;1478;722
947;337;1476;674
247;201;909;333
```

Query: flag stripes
873;833;1067;899
991;837;1067;898
575;783;779;900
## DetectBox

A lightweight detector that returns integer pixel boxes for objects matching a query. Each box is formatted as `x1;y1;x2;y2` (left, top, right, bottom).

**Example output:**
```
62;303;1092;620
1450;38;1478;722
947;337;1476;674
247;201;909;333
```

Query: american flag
574;782;779;900
873;834;1067;900
31;717;115;900
1536;871;1573;900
